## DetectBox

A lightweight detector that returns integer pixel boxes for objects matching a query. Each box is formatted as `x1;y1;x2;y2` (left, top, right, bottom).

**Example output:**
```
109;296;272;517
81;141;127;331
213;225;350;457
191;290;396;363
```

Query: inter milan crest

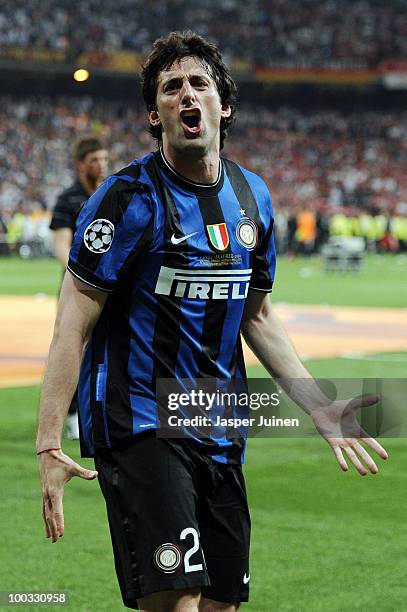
153;543;183;573
235;218;258;251
206;223;229;251
83;219;115;253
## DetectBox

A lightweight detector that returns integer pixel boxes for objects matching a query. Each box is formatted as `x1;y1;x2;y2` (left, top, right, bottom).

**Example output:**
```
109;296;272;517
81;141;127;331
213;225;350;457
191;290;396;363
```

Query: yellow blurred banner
0;45;66;63
255;67;379;85
77;50;143;72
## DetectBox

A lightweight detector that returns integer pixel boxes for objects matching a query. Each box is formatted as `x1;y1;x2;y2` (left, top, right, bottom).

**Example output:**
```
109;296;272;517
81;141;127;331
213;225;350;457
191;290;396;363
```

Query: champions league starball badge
83;218;115;253
153;543;183;573
235;218;258;250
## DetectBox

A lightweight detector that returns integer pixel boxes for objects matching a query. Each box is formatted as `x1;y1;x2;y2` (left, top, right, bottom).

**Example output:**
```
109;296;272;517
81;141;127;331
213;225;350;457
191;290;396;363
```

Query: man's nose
181;81;195;105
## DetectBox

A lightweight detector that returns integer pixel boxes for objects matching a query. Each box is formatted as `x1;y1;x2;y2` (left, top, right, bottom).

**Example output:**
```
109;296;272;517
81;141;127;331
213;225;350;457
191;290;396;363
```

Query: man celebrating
49;135;108;439
37;32;387;611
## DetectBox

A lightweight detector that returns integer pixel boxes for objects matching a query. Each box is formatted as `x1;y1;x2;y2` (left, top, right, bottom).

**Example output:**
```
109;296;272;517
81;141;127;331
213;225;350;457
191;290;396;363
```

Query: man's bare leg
138;587;201;612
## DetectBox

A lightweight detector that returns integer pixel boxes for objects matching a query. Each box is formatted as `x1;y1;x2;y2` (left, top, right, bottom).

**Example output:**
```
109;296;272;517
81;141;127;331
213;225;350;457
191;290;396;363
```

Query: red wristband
36;447;62;455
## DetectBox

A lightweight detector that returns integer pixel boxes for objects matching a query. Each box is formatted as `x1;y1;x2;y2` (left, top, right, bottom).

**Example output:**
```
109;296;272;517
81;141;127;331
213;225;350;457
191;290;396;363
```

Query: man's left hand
310;394;388;475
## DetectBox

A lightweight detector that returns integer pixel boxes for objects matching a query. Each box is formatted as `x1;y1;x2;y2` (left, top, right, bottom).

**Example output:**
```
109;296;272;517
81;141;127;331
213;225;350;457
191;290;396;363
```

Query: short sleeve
67;176;153;292
249;190;276;293
49;193;77;232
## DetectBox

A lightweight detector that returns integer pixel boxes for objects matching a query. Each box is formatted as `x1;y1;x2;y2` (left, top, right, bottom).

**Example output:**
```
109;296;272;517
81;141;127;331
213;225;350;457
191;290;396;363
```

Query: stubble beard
170;126;220;161
87;173;103;190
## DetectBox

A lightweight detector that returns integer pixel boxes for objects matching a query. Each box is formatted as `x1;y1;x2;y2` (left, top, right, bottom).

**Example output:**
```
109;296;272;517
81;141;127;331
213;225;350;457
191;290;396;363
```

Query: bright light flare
73;69;90;83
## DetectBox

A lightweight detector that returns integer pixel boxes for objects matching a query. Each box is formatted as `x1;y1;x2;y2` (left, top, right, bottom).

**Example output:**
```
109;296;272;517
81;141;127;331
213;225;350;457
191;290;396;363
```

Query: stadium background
0;1;406;610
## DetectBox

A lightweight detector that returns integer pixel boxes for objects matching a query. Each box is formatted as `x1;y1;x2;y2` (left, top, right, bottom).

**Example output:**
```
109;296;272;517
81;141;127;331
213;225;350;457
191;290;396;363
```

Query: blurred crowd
0;94;406;256
232;105;407;253
1;0;406;67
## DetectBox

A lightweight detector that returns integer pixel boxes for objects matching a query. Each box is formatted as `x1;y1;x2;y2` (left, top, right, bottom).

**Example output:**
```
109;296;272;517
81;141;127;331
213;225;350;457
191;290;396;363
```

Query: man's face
150;56;231;157
78;149;109;183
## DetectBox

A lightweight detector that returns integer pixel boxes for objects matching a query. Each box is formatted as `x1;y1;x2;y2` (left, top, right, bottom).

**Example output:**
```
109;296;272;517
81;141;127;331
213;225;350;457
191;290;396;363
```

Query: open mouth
180;109;202;135
183;114;200;128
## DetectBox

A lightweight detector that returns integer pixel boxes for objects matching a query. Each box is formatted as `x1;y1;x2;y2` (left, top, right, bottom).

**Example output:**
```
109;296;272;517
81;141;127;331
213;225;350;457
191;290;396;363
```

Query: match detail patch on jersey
84;219;115;254
206;223;229;251
153;543;183;573
235;218;258;251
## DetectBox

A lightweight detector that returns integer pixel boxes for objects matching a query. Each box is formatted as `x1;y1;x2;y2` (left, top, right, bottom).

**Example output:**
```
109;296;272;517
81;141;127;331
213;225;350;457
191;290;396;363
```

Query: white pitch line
340;352;407;362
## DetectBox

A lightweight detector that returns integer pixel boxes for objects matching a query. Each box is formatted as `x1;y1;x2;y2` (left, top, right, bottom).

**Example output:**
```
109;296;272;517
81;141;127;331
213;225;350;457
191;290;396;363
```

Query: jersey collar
156;148;224;196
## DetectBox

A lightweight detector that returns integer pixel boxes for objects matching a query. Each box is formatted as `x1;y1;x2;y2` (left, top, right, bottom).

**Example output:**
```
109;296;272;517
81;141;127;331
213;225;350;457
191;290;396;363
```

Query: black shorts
95;435;251;608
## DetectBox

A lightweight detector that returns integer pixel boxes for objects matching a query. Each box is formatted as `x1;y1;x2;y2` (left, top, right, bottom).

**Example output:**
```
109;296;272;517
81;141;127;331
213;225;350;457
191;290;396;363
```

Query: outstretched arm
241;290;388;474
36;271;107;542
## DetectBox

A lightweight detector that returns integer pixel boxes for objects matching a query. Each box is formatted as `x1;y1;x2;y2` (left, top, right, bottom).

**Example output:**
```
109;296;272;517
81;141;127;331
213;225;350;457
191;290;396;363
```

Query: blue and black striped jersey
68;149;276;464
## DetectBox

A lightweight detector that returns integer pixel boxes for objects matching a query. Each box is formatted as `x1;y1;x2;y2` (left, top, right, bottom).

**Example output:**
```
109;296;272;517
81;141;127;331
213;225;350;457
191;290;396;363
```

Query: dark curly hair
141;31;237;150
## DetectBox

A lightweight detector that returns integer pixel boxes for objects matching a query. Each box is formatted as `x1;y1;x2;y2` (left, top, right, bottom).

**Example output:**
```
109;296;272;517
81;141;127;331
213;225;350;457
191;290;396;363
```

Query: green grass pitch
0;254;406;610
1;380;405;612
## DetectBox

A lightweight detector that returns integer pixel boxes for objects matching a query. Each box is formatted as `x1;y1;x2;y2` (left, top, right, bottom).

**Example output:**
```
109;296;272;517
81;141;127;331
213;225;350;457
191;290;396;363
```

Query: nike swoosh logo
171;232;198;245
243;573;250;584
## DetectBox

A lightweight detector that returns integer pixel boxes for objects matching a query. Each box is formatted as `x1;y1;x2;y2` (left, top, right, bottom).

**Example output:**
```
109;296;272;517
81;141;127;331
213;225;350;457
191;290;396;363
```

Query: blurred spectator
6;206;25;253
0;211;8;255
295;208;317;255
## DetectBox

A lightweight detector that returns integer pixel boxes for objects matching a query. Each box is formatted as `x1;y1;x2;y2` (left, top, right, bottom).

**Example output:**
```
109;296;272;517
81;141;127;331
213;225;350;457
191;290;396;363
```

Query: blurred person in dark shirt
50;135;108;439
50;135;108;267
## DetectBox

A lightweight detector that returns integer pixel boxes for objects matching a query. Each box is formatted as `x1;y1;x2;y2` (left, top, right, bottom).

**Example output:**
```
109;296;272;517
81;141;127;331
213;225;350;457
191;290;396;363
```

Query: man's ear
220;104;232;118
149;109;161;126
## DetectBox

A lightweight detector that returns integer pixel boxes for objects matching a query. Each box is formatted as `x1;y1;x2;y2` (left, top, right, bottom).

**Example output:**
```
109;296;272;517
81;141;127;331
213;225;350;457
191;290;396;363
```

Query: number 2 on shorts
180;527;203;573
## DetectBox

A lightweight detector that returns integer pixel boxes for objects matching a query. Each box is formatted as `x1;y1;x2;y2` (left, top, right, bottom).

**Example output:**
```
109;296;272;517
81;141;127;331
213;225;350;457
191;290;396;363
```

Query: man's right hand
38;450;98;543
